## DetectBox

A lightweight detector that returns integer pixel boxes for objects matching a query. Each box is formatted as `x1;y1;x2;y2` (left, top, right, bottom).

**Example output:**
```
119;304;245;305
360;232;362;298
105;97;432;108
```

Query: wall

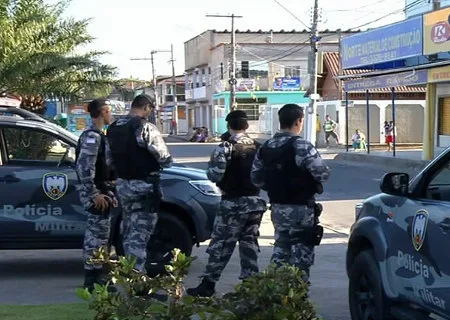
348;104;381;143
322;73;340;101
184;31;212;70
385;104;424;143
345;100;425;144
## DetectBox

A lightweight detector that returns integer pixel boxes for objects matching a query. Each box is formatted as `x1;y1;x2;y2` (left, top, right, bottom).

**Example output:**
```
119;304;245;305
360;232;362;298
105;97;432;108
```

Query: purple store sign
344;69;428;92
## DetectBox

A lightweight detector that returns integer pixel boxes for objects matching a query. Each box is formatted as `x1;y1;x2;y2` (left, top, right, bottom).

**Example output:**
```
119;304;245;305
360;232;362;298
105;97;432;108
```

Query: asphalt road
0;142;422;320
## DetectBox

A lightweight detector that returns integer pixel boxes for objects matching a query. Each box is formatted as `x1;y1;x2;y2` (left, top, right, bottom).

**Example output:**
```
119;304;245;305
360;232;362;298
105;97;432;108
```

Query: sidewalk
332;148;435;171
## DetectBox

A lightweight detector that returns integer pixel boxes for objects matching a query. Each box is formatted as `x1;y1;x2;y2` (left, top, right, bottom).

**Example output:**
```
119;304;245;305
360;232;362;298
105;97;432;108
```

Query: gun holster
143;176;162;213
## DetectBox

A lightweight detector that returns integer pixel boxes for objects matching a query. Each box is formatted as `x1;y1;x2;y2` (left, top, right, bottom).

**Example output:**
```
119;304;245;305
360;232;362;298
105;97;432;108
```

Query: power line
325;0;396;12
347;0;423;30
272;0;311;30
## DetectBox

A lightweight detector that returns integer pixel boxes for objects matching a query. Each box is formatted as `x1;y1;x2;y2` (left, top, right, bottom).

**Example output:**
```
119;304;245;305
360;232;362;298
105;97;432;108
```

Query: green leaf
75;287;91;301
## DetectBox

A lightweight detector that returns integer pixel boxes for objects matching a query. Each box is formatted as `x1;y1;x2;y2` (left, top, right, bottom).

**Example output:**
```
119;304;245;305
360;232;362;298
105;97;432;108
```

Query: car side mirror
380;172;409;196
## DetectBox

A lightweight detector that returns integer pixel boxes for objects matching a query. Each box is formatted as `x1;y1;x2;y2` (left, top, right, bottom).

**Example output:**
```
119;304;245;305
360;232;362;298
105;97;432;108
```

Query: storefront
211;91;309;135
338;8;450;160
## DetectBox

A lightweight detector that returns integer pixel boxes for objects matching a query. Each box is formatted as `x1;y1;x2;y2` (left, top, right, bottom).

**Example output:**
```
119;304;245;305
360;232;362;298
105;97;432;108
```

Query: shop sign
344;69;428;92
428;65;450;83
341;16;423;69
424;7;450;55
273;77;301;91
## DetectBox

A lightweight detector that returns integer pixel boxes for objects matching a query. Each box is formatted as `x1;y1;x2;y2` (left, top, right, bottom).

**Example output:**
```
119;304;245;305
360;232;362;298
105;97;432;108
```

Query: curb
334;152;430;170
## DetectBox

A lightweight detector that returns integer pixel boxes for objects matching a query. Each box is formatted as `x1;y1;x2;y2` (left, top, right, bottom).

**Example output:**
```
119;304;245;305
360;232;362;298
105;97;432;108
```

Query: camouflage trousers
203;196;266;282
270;204;315;283
116;179;159;273
83;212;111;270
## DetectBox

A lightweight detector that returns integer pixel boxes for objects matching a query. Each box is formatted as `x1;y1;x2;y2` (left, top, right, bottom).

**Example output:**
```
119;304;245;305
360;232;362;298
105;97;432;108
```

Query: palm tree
0;0;117;113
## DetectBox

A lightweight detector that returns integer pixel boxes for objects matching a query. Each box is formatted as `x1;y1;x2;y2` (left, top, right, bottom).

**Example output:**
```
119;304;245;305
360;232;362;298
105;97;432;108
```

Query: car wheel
145;211;193;276
115;210;193;276
349;249;392;320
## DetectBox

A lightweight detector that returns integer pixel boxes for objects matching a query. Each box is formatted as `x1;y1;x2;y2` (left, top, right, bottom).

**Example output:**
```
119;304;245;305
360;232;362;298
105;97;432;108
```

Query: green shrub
76;247;321;320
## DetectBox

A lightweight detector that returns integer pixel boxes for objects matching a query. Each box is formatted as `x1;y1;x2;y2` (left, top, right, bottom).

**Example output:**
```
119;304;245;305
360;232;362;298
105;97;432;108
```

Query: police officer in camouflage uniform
251;104;330;284
187;110;267;297
106;94;172;273
75;99;118;292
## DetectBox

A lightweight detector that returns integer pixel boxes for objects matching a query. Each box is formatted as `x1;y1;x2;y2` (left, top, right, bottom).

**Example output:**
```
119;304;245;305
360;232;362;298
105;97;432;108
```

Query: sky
52;0;408;80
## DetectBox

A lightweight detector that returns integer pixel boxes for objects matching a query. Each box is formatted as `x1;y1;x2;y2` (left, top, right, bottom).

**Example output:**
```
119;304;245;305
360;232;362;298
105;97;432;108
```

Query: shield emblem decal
411;209;429;251
42;173;68;201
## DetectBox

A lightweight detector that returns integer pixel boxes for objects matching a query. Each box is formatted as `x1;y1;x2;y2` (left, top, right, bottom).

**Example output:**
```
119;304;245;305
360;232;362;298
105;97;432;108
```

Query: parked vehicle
0;103;221;274
347;149;450;319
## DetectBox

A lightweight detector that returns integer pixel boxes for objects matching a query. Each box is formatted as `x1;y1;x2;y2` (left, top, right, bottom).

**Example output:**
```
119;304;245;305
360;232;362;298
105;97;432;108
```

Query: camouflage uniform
76;123;116;271
251;132;330;282
108;117;172;272
202;133;267;282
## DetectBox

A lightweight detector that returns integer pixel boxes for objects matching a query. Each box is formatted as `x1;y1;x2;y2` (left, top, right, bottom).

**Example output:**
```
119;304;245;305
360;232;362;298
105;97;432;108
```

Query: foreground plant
77;248;321;320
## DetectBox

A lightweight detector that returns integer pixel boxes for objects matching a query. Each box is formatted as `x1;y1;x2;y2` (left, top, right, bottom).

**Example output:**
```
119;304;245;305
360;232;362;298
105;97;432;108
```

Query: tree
0;0;118;113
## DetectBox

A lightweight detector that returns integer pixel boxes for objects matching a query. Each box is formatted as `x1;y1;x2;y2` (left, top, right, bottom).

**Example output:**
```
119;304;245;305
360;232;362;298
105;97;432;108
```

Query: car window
429;164;450;186
3;127;75;164
423;160;450;201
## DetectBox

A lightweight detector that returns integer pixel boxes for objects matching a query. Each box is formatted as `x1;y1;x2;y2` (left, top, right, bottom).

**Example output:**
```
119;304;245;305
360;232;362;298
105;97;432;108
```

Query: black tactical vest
217;139;261;199
75;128;112;189
260;136;322;205
106;116;161;180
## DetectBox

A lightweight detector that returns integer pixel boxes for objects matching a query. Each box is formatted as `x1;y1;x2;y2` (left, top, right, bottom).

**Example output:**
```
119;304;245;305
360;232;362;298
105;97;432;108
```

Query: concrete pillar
423;83;436;160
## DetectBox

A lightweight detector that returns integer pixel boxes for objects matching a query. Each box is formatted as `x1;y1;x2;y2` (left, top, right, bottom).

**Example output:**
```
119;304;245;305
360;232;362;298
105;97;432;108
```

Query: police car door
394;157;450;317
0;125;85;246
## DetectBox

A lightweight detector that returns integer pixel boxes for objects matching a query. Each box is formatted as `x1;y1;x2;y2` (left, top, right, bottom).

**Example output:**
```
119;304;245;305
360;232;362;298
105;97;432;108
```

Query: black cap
87;99;110;113
131;93;155;109
225;110;247;122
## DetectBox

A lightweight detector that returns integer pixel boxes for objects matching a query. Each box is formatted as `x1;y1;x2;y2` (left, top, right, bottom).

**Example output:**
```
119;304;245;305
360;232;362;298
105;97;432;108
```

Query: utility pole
130;54;159;125
433;0;440;11
132;48;172;129
307;0;320;146
206;13;243;111
169;44;178;135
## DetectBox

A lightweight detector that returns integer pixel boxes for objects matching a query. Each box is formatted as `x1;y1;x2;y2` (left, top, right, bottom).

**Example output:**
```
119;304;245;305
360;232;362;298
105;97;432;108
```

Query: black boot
95;268;117;293
83;269;97;293
186;278;216;297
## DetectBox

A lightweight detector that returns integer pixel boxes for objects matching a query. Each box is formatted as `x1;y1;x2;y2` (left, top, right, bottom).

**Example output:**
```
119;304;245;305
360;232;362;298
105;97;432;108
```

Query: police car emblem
42;173;68;200
411;209;429;251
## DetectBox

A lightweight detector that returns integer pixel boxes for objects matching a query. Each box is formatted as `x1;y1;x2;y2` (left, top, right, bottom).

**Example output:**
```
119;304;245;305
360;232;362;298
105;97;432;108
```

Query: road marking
173;157;210;163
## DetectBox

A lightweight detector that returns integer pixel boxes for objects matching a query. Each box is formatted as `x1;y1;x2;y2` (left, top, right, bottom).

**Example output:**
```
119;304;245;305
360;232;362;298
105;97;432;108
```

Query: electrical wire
346;0;424;30
272;0;311;30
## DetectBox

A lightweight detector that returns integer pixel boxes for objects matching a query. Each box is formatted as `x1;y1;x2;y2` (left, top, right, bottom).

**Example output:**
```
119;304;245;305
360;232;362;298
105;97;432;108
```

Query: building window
284;66;302;77
236;104;259;121
438;97;450;136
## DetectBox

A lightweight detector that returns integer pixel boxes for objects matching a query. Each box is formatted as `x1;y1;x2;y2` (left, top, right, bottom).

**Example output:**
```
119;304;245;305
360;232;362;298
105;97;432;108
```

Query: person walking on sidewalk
251;104;330;284
187;110;267;297
75;99;118;293
323;115;339;147
383;121;393;152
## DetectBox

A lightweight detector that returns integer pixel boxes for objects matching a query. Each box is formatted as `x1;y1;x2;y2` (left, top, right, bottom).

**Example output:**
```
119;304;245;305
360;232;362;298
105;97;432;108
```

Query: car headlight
189;180;222;197
355;203;364;221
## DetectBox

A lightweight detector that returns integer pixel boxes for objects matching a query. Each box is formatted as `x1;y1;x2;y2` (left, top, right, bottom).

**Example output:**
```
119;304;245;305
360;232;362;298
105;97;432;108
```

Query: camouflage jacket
250;131;331;191
75;123;114;199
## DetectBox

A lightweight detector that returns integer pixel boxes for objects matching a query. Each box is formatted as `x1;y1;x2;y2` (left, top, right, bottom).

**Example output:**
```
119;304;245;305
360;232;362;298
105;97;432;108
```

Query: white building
183;29;358;135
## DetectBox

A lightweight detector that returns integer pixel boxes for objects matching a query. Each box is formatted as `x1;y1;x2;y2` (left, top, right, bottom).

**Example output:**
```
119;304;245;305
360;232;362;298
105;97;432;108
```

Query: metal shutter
439;97;450;136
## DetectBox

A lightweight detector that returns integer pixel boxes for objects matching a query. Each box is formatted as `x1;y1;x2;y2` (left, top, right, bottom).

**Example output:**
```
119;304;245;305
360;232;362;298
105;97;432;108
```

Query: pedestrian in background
323;115;339;147
251;104;330;284
75;99;118;293
187;110;267;297
107;94;173;274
